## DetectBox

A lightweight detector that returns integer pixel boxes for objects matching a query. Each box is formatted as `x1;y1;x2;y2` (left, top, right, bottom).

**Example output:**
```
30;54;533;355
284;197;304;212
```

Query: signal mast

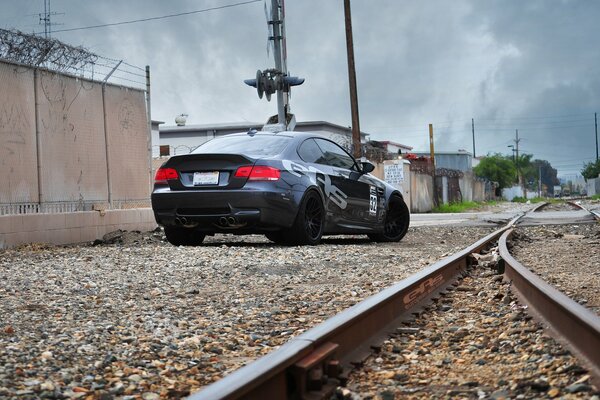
244;0;304;132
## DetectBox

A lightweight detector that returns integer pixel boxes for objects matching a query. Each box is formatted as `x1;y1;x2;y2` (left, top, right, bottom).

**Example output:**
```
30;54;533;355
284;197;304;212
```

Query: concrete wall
586;178;600;196
502;186;524;201
411;172;434;213
0;209;157;249
372;160;411;211
0;60;150;214
472;180;486;202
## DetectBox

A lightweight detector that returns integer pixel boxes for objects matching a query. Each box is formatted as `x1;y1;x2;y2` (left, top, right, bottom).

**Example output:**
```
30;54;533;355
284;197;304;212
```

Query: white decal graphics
282;160;349;209
369;186;377;216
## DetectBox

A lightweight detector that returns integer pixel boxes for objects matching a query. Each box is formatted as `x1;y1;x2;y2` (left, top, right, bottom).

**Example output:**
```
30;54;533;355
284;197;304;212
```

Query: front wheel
282;191;324;245
164;227;205;246
368;195;409;242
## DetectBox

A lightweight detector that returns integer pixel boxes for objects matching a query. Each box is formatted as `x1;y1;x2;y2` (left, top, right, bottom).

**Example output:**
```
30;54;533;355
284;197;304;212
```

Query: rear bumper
151;186;299;232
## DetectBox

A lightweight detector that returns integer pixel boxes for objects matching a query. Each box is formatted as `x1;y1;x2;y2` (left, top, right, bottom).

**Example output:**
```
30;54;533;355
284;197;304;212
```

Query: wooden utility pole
429;124;437;206
471;118;476;157
343;0;361;159
595;112;598;161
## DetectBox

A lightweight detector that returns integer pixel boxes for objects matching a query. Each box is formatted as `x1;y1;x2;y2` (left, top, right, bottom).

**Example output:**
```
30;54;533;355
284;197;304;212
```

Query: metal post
343;0;362;159
34;69;44;209
101;84;112;208
471;118;475;158
272;0;285;126
146;66;153;193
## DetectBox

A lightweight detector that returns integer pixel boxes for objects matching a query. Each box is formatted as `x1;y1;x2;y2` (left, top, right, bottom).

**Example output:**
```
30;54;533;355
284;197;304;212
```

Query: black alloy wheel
283;191;324;245
368;195;409;242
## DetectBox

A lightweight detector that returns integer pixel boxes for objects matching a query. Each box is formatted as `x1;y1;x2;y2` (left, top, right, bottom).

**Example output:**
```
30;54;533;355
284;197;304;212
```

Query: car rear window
192;135;291;158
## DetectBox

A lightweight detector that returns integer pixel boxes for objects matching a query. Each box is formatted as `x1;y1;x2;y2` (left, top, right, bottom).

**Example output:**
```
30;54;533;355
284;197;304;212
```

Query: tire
368;195;409;242
265;231;288;245
164;227;205;246
282;191;324;245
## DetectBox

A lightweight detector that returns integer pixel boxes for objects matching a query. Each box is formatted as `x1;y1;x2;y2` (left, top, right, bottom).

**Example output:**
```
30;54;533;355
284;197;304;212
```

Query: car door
311;138;377;228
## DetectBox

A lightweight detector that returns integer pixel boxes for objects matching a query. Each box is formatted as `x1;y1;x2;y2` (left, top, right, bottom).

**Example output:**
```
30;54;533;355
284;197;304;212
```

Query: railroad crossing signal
244;69;304;102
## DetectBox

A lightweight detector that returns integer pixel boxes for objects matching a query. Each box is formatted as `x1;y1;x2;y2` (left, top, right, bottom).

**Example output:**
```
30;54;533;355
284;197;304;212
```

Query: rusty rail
498;229;600;386
189;216;522;400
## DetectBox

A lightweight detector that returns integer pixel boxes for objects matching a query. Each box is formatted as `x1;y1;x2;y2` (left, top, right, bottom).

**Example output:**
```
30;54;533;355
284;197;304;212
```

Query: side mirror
361;161;375;174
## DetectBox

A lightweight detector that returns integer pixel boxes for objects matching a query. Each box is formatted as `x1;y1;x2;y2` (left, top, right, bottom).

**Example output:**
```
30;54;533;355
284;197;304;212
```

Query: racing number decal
369;186;377;216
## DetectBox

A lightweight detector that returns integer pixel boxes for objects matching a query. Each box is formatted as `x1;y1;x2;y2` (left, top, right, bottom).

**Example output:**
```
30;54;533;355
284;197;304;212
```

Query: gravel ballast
343;258;600;399
0;226;495;399
509;223;600;316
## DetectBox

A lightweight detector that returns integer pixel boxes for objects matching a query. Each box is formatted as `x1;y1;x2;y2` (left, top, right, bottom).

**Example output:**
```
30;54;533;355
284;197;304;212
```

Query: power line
46;0;262;34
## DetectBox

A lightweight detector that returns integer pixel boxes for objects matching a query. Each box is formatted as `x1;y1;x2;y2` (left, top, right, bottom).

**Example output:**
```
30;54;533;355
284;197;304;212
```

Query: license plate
193;171;219;185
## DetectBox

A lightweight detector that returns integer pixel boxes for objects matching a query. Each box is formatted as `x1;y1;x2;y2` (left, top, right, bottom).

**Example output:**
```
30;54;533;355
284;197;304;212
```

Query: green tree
474;153;516;189
581;159;600;180
522;159;559;191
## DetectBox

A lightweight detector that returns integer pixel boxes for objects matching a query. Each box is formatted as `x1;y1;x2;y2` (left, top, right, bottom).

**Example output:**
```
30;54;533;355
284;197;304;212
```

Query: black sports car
151;131;409;246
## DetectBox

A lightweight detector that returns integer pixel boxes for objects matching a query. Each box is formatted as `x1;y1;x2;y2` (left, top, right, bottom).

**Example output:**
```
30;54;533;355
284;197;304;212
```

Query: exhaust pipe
179;217;188;225
219;217;229;227
227;217;237;225
174;217;182;226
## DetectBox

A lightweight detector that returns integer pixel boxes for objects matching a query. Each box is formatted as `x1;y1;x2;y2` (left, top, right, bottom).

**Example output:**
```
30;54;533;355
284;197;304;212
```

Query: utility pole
429;124;437;206
538;165;542;198
515;129;521;188
595;112;598;161
343;0;362;159
471;118;476;158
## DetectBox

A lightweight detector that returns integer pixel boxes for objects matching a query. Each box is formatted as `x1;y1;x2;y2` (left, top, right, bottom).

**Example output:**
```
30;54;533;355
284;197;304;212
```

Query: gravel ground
535;202;580;212
509;223;600;316
0;226;496;399
342;259;600;399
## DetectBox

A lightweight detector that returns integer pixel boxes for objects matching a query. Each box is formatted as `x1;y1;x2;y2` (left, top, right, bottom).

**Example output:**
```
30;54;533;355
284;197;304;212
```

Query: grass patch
433;201;490;213
590;194;600;200
511;196;527;203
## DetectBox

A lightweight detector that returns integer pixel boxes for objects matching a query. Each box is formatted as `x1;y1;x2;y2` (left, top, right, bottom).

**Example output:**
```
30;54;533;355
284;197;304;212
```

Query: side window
314;139;357;170
297;139;324;163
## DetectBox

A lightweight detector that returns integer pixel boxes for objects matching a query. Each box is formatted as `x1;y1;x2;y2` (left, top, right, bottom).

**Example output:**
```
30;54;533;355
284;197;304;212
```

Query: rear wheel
164;227;205;246
265;231;287;245
368;195;409;242
283;191;324;245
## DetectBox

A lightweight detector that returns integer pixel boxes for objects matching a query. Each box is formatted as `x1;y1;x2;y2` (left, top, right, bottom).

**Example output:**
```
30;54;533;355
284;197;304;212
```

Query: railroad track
190;203;600;399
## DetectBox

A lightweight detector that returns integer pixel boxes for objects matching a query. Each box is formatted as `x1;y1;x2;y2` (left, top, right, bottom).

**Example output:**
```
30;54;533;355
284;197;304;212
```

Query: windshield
192;135;291;158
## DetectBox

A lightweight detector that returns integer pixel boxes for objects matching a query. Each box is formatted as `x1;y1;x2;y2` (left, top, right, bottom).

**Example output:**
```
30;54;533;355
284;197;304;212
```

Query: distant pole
471;118;476;157
595;112;598;161
515;129;521;187
538;165;542;198
429;124;437;206
343;0;362;158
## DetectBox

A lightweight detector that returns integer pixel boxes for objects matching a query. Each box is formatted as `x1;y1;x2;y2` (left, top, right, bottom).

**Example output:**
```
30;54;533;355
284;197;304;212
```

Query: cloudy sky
3;0;599;176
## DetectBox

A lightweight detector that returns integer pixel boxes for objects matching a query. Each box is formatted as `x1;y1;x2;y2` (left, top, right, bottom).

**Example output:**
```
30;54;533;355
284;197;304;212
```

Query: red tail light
234;165;280;181
154;167;178;184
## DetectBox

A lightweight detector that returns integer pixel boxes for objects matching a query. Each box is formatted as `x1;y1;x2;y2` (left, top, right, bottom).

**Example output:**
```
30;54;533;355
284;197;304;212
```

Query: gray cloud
3;0;599;175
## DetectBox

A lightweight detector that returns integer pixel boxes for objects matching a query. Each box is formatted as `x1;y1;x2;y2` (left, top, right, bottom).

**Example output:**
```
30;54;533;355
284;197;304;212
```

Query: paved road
411;202;598;227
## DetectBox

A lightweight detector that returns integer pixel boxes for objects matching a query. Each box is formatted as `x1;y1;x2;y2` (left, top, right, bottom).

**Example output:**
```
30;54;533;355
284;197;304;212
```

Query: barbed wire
0;28;146;90
0;28;97;72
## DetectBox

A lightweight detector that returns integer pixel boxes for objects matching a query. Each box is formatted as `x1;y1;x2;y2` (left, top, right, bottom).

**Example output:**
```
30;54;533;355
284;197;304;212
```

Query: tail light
235;165;280;181
155;167;178;184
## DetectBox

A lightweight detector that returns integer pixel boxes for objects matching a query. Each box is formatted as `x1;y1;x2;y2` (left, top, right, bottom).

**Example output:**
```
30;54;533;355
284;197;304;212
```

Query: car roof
222;130;328;140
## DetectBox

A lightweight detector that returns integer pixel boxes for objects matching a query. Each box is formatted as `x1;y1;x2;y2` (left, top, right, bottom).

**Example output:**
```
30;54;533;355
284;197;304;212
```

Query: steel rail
498;224;600;386
189;215;523;400
568;200;600;221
